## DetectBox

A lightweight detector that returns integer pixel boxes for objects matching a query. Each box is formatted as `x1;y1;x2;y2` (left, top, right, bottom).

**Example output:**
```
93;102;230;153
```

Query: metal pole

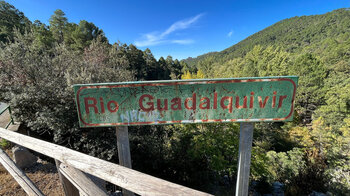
8;106;14;125
235;122;254;196
5;106;14;129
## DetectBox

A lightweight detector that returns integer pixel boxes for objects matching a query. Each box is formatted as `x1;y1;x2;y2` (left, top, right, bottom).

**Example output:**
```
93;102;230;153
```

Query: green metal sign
73;76;298;127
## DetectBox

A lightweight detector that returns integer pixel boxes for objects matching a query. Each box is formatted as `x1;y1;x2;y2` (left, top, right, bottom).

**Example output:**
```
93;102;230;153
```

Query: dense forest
182;8;350;195
0;1;349;195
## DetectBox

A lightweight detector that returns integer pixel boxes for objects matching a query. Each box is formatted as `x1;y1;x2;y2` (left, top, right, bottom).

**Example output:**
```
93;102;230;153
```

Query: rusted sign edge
74;77;298;127
72;76;298;87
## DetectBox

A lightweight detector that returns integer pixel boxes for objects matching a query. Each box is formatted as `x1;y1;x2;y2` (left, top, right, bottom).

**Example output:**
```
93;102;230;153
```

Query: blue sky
7;0;350;60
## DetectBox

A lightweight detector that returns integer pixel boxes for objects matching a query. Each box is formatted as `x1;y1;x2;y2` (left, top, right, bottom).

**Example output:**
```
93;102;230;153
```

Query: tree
157;57;169;80
32;20;54;50
289;53;327;125
127;44;147;80
143;48;158;80
0;1;31;42
315;73;350;129
165;56;182;79
49;9;68;43
69;20;107;51
0;30;133;161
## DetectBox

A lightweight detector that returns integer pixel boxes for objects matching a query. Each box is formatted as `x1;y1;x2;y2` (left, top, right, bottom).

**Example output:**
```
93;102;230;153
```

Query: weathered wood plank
116;126;134;196
116;126;132;168
0;128;212;196
55;160;80;196
59;163;108;196
0;147;44;196
235;122;254;196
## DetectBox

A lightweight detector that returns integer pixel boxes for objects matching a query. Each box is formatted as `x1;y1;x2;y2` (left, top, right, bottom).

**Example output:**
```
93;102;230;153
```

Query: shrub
0;138;11;149
0;30;133;160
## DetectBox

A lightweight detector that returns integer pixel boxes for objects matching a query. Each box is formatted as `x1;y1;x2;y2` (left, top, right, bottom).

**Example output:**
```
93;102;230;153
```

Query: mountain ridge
183;8;350;67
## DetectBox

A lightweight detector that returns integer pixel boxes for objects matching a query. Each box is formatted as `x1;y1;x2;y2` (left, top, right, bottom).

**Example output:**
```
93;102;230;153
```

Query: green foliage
0;1;31;42
250;146;270;181
284;117;350;194
0;0;185;174
69;20;107;51
330;118;350;193
0;29;134;160
129;123;240;193
32;20;54;50
183;8;350;66
1;2;350;195
49;9;67;43
183;8;350;194
166;123;241;191
266;148;306;183
289;53;327;124
185;123;240;175
315;72;350;129
0;138;10;149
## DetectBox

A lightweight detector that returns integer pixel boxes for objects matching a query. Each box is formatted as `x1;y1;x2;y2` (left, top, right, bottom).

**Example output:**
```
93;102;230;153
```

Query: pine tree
49;9;68;43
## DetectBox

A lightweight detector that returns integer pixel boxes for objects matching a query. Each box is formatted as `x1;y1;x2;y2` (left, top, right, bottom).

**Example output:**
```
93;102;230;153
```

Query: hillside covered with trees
0;1;349;195
182;8;350;195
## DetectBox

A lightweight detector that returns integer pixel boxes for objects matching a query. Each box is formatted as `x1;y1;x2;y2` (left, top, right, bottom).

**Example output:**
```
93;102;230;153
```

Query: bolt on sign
73;76;298;127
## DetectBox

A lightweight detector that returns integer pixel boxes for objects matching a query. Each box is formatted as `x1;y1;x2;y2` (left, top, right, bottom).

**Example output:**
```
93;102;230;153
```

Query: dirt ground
0;109;64;195
0;149;64;196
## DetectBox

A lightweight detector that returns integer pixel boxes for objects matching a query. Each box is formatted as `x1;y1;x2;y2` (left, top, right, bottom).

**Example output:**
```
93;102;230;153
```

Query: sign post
73;76;298;194
115;126;133;196
235;122;254;196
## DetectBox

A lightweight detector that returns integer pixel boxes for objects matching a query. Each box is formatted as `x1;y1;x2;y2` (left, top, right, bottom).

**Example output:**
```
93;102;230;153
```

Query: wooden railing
0;147;44;196
0;104;14;129
0;127;212;196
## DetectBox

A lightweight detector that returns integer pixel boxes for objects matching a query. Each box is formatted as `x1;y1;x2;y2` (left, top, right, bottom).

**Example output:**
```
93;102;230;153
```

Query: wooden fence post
235;122;254;196
58;163;108;196
55;160;80;196
116;126;134;196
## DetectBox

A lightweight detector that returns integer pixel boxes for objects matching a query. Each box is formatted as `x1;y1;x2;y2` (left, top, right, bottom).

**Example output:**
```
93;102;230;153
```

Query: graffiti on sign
73;76;298;127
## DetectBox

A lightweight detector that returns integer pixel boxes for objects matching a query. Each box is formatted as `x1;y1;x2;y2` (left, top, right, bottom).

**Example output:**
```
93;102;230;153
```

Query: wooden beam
59;163;108;196
116;126;134;196
0;128;212;196
55;160;79;196
0;147;44;196
116;126;132;168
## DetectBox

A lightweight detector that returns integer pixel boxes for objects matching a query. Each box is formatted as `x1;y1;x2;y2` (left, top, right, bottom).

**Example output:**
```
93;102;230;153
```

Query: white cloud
161;14;204;37
134;13;204;47
171;39;195;44
227;30;233;37
134;33;165;47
